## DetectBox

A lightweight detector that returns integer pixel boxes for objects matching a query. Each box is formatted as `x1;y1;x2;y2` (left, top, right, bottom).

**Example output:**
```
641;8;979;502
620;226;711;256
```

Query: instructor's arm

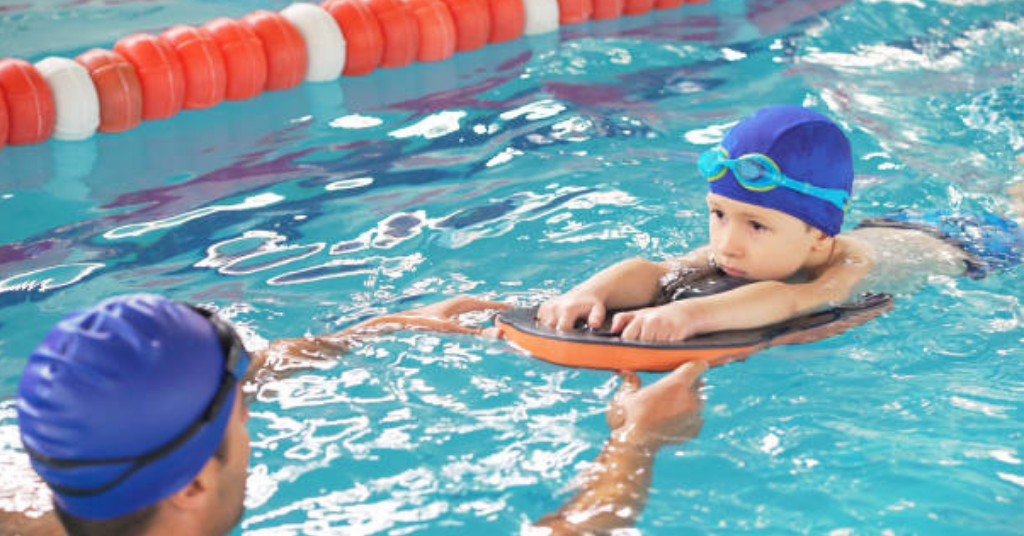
247;296;510;381
532;361;706;534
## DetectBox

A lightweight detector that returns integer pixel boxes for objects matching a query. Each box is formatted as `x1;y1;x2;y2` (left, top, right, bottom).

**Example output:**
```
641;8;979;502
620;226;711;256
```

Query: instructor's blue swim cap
17;294;245;520
707;105;854;236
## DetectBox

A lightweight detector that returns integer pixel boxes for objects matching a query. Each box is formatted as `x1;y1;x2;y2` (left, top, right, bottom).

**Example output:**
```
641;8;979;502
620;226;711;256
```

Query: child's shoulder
810;234;875;282
825;233;873;265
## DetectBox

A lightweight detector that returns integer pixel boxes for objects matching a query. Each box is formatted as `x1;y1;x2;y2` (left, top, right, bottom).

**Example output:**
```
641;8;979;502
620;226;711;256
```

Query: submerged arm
533;362;706;534
246;296;510;381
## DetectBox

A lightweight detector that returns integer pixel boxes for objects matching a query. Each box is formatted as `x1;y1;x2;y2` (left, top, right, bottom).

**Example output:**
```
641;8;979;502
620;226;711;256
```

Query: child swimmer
538;105;1024;342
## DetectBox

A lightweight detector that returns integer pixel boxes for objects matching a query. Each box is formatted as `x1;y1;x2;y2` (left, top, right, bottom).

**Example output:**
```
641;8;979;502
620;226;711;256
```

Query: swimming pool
2;0;1023;533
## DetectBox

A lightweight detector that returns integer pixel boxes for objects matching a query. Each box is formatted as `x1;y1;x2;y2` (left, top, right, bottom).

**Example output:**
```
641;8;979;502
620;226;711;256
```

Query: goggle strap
25;375;235;497
782;177;849;211
40;458;146;498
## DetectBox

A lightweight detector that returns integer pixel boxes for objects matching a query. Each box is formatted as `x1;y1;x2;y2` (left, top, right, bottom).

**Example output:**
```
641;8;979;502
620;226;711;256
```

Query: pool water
2;0;1023;534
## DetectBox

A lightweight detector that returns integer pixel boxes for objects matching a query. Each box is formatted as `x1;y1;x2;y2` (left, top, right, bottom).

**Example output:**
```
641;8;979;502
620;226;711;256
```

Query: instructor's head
17;294;251;536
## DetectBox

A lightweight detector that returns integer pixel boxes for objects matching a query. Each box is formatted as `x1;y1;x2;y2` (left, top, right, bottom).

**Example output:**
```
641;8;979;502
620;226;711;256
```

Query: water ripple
0;262;103;294
0;402;50;517
104;193;284;240
197;231;325;276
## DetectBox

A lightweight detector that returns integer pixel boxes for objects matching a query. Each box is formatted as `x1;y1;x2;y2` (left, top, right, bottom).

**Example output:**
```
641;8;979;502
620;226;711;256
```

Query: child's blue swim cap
17;294;243;520
706;104;854;236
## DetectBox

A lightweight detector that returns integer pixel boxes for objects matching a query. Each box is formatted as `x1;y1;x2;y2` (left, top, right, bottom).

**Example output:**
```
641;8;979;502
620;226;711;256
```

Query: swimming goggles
24;303;250;498
699;146;850;212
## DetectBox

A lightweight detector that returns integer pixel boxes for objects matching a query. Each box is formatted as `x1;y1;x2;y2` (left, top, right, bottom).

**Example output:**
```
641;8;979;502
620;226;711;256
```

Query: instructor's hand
607;361;707;448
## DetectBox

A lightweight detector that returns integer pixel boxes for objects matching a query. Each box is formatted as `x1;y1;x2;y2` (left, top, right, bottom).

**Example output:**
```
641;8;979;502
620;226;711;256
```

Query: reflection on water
0;263;104;294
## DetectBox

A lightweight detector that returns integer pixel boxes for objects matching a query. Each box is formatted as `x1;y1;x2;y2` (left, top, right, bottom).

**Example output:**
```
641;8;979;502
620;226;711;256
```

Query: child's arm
537;246;713;332
611;245;872;342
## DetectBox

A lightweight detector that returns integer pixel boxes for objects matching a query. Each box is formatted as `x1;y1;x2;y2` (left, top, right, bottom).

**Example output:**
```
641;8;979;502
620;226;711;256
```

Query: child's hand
611;301;699;342
537;291;607;332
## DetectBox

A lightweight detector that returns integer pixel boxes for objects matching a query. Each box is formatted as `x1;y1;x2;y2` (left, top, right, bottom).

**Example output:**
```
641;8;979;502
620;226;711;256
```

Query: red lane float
0;86;8;150
364;0;419;68
486;0;525;42
404;0;457;62
204;18;267;101
591;0;623;19
114;34;185;120
160;25;227;109
0;0;714;152
74;49;143;133
438;0;491;52
623;0;654;15
558;0;592;25
322;0;384;76
0;59;55;145
242;10;307;90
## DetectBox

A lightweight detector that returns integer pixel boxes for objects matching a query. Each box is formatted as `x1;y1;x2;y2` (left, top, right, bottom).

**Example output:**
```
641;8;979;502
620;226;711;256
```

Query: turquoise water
2;0;1023;534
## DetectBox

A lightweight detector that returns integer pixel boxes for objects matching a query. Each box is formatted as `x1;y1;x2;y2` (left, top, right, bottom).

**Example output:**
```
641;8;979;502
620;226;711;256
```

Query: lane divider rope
0;0;710;151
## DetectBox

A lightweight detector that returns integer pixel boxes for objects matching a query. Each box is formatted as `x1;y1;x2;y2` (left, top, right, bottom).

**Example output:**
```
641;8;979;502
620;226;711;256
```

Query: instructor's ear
165;457;219;514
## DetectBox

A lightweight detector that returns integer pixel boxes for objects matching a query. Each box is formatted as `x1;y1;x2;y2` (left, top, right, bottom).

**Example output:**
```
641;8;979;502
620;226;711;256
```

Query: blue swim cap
707;105;853;236
17;294;240;520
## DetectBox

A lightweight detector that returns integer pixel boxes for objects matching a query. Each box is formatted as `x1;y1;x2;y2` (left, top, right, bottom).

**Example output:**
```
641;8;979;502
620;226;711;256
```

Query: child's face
706;193;825;280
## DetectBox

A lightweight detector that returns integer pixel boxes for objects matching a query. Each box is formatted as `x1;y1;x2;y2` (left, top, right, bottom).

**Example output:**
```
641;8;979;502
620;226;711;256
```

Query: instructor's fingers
607;370;639;430
479;327;505;339
615;370;641;395
658;361;708;389
452;297;511;314
435;296;510;317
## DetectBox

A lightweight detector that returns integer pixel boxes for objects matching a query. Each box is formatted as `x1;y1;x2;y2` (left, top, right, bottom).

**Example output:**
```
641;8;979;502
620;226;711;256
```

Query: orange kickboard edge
495;294;894;371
